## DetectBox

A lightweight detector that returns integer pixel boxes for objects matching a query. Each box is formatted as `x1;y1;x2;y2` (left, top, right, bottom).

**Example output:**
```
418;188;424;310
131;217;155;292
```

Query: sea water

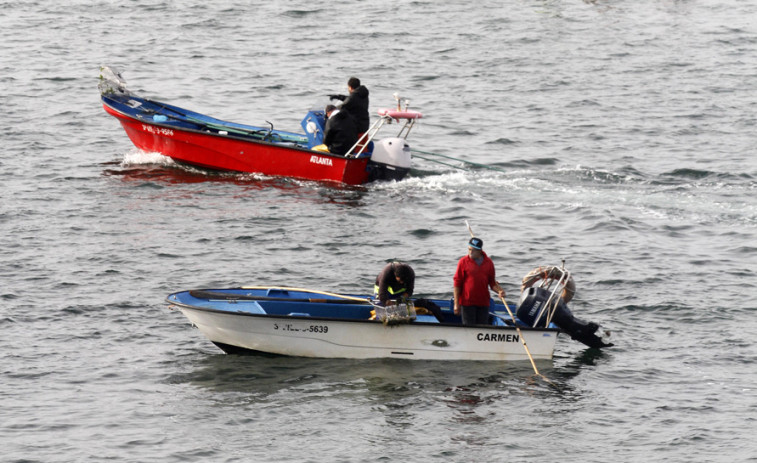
1;1;756;461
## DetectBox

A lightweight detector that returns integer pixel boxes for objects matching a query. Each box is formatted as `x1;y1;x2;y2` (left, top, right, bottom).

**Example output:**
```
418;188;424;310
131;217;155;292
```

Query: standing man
453;237;505;326
329;77;370;135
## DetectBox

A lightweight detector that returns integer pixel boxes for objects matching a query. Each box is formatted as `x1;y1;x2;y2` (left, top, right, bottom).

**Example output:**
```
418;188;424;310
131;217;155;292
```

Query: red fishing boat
99;66;423;185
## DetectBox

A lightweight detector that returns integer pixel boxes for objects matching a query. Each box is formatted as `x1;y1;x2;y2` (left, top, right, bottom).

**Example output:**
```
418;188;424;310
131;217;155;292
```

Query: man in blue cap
453;237;505;326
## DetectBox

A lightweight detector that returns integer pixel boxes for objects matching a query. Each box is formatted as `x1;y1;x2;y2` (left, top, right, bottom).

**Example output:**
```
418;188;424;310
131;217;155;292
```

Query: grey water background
2;0;756;461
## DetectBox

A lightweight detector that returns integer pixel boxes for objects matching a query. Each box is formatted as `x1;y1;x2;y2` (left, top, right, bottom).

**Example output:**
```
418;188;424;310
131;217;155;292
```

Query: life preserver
521;266;576;303
377;109;423;120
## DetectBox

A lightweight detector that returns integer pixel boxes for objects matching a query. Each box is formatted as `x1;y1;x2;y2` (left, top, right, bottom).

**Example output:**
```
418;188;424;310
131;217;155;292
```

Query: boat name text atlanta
310;155;333;167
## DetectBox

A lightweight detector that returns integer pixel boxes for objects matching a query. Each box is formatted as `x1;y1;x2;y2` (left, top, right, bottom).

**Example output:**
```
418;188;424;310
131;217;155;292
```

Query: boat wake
118;148;273;181
372;169;516;196
120;148;176;168
108;149;370;196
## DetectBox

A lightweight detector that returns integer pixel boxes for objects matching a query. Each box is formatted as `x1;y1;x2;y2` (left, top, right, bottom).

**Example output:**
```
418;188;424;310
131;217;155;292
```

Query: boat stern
368;137;412;181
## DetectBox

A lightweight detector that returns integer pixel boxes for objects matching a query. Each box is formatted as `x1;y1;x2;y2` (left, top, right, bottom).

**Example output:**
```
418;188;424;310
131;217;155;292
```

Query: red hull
103;104;372;185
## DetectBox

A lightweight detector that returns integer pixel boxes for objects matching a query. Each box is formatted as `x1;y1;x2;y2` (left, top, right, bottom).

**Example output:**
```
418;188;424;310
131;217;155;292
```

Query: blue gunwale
167;287;561;330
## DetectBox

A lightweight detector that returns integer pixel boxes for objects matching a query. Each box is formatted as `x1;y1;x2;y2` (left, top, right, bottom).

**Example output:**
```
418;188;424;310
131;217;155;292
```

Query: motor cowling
517;287;613;349
368;137;412;181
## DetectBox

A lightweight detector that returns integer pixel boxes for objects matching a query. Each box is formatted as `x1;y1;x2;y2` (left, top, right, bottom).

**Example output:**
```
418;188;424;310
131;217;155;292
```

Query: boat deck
171;287;541;328
102;92;310;147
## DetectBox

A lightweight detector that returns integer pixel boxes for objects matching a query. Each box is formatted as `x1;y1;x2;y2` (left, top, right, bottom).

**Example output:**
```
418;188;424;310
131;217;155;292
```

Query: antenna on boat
393;92;411;112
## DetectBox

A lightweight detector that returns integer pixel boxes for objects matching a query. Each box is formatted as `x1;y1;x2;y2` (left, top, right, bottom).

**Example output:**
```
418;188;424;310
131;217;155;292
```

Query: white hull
179;306;559;361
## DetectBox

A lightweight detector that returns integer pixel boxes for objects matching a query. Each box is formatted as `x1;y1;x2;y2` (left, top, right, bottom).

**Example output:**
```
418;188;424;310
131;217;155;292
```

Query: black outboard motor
517;286;613;349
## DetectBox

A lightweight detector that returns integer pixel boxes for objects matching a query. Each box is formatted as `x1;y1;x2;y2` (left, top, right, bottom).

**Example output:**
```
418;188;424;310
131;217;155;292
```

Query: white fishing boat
166;267;612;361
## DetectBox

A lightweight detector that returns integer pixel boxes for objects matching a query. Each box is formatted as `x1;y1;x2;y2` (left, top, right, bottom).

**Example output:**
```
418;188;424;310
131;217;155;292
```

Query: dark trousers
461;305;490;326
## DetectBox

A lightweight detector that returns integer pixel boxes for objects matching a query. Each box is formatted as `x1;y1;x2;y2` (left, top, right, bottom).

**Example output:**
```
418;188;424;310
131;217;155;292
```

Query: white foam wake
120;149;175;167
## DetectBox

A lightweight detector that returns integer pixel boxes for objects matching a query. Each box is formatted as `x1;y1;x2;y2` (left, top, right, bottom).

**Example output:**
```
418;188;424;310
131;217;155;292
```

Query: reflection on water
101;160;370;207
553;347;611;380
168;351;595;403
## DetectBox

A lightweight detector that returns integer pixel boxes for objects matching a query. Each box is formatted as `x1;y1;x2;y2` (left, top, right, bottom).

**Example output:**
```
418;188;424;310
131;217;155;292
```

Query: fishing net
372;302;416;325
98;66;130;95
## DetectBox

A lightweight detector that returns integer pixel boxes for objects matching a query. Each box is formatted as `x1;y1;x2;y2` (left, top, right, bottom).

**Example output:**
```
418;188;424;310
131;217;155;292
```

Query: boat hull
168;288;560;362
102;101;372;185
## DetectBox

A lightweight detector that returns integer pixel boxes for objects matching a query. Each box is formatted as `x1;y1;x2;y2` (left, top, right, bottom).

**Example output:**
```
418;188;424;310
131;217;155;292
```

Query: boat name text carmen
477;332;520;343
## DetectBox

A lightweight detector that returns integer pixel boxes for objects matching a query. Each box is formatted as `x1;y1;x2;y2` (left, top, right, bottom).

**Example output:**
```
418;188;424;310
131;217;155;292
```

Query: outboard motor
517;268;613;349
368;137;412;181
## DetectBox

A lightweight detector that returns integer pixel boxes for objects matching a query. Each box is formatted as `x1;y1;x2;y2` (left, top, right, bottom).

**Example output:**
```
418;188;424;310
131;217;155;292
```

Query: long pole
498;294;543;377
464;220;548;380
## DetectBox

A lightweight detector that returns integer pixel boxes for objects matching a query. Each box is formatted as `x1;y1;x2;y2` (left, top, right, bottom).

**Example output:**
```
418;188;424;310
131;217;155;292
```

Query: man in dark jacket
374;262;415;306
374;261;445;322
323;105;358;155
329;77;370;134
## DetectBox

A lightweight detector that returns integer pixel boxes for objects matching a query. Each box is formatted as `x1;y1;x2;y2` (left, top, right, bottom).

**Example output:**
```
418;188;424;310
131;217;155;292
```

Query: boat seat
233;301;266;314
351;139;373;158
491;315;508;326
266;289;290;297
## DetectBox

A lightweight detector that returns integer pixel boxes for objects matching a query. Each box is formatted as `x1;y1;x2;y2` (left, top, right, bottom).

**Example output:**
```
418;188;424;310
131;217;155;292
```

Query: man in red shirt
453;237;505;326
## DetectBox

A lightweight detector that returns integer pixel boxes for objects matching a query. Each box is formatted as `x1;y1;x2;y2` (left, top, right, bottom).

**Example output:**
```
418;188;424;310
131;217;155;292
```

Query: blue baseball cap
468;237;483;250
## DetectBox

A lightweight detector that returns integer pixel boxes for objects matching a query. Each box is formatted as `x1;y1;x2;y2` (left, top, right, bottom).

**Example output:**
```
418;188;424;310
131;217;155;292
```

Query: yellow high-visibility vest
374;284;407;296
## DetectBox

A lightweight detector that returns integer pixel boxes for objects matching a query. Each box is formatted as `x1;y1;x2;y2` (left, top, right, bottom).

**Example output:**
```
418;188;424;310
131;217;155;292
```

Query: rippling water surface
2;1;756;462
